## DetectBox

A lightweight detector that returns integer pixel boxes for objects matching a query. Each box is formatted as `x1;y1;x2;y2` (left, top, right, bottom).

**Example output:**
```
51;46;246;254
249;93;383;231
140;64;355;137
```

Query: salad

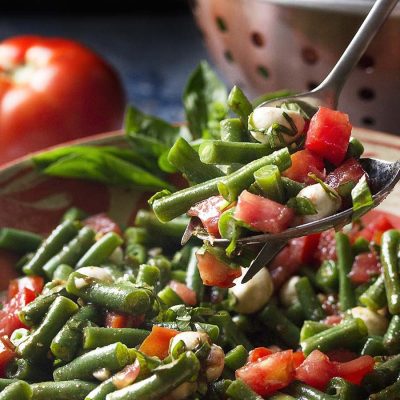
0;62;398;399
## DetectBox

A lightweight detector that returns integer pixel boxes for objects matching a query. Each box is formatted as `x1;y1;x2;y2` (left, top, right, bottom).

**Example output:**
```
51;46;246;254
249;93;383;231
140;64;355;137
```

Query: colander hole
216;16;228;32
357;55;375;72
362;116;375;126
358;87;375;101
224;50;234;63
307;81;319;91
301;47;319;65
257;65;270;79
251;32;265;47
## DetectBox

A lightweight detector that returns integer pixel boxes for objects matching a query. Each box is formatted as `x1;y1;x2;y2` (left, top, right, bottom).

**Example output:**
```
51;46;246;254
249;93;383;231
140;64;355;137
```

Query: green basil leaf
351;175;374;220
287;196;318;215
183;61;228;139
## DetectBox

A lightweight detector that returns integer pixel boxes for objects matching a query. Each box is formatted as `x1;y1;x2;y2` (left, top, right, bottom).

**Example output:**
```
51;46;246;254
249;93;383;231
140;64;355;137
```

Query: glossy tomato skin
305;107;352;166
325;158;365;191
0;35;125;164
168;280;197;306
139;326;179;360
83;213;122;236
0;337;15;377
349;252;381;284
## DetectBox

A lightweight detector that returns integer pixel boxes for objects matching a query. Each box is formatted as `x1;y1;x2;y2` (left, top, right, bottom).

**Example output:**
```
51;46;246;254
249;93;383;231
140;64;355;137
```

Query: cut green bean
254;164;285;203
383;315;400;355
301;318;368;356
335;232;356;311
224;345;248;371
217;148;291;202
76;232;123;269
124;227;149;246
315;260;338;292
345;137;364;159
0;379;19;391
136;264;160;287
66;272;154;315
300;321;330;343
83;327;150;350
0;380;32;400
326;377;365;400
284;381;334;400
53;342;130;381
361;336;386;356
50;304;100;361
185;246;204;303
42;226;95;279
228;85;253;125
258;303;300;348
168;137;224;184
31;381;97;400
359;274;387;310
6;358;49;381
369;379;400;399
199;141;274;165
0;228;42;254
281;177;305;198
220;118;247;142
225;379;263;400
106;351;200;400
157;286;183;307
295;277;326;321
23;220;78;276
52;264;74;281
17;296;78;362
62;207;87;222
381;229;400;314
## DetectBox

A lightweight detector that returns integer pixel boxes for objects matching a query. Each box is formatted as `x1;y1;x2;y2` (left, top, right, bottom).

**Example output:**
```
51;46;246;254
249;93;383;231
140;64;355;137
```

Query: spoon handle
316;0;398;107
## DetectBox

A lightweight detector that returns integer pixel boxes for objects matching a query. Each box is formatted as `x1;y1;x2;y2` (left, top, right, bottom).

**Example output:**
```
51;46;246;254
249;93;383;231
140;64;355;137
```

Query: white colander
191;0;400;134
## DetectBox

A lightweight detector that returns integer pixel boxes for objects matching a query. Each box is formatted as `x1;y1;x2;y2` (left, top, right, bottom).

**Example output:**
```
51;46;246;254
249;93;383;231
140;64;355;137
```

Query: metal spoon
186;0;400;282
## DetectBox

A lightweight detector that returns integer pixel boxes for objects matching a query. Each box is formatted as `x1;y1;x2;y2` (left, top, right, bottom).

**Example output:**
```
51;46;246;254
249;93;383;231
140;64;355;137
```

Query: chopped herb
287;196;318;215
351;174;374;220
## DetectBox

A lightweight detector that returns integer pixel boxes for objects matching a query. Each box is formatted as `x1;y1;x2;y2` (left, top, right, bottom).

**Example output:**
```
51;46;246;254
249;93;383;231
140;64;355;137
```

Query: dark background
0;1;215;122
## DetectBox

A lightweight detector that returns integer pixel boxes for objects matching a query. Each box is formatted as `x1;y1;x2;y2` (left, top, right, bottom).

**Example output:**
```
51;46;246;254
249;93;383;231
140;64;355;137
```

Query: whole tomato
0;35;125;164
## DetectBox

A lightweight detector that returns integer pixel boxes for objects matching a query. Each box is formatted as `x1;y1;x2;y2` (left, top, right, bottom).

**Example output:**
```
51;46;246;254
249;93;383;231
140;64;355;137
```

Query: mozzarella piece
296;184;341;224
248;106;305;145
279;276;301;307
75;266;113;282
205;344;225;381
229;267;274;314
349;306;388;336
169;331;210;353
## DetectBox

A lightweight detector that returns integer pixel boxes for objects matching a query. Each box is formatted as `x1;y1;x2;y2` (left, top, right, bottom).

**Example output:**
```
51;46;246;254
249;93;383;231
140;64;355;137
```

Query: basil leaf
280;100;317;120
351;174;374;220
183;61;228;139
287;196;318;215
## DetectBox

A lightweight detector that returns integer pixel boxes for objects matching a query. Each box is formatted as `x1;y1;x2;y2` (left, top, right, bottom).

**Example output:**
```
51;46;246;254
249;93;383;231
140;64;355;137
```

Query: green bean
17;296;78;362
335;232;356;311
268;394;295;400
209;311;253;351
0;380;32;400
125;243;147;267
193;322;220;343
281;177;305;198
295;277;326;321
352;237;370;255
171;245;194;270
284;381;335;400
185;246;204;303
42;226;95;279
362;354;400;393
23;220;78;276
170;270;186;283
199;141;274;165
224;345;248;371
6;358;49;382
315;260;338;292
383;315;400;355
228;85;253;125
217;148;291;202
254;164;285;203
284;302;305;327
345;137;364;159
258;303;300;348
83;327;150;350
326;377;365;399
31;381;97;400
361;336;386;356
220;118;247;142
106;351;200;400
62;207;87;222
359;274;387;310
0;228;42;254
168;137;224;184
150;176;222;223
53;342;130;381
381;230;400;314
124;227;149;246
76;232;123;269
300;321;330;343
52;264;74;281
157;286;183;307
50;304;100;361
136;264;160;287
301;318;368;356
66;272;153;315
0;379;19;391
369;379;400;399
225;379;263;400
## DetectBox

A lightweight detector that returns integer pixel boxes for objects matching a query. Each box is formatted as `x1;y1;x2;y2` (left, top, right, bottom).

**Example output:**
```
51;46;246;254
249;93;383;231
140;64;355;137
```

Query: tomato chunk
168;280;197;306
234;190;294;234
349;252;381;284
334;355;374;385
236;350;295;396
354;214;395;245
139;326;179;360
315;229;337;263
105;312;145;329
83;213;122;236
196;250;242;288
325;158;365;191
248;347;274;363
7;276;44;300
0;337;15;377
305;107;352;166
283;149;325;184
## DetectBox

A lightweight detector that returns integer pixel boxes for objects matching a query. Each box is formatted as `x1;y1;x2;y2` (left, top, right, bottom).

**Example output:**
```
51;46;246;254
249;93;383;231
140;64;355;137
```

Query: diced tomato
282;149;325;184
83;213;122;236
292;351;306;369
187;196;231;237
324;314;343;326
112;360;141;390
236;350;295;396
248;347;274;363
353;214;395;245
349;252;381;284
305;107;352;166
7;276;44;300
291;233;322;265
0;336;15;377
325;349;358;363
138;326;179;360
196;250;242;288
0;287;36;337
315;229;337;263
334;355;374;385
105;312;145;329
325;158;365;191
234;190;294;234
168;280;197;306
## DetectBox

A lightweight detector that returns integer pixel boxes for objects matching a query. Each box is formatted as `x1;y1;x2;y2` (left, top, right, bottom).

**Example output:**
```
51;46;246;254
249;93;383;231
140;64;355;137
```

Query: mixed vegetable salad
0;61;398;399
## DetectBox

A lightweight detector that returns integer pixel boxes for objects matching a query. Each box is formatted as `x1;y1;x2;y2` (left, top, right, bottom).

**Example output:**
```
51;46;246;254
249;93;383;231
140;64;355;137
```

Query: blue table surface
0;12;220;123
